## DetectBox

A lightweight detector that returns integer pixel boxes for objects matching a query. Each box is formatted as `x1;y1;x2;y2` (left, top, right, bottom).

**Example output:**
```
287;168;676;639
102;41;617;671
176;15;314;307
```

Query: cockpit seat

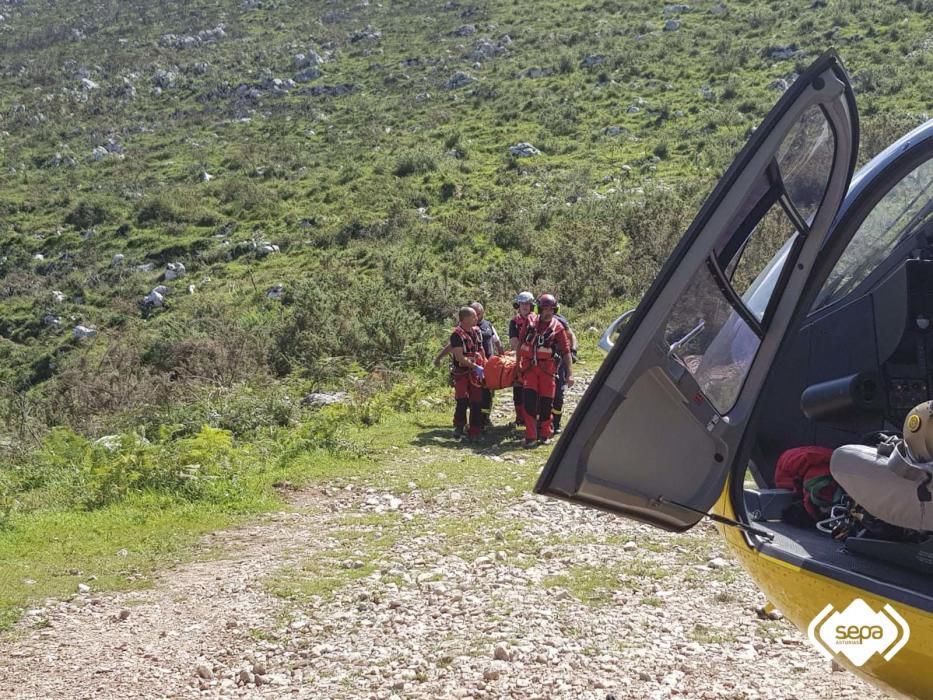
831;440;933;532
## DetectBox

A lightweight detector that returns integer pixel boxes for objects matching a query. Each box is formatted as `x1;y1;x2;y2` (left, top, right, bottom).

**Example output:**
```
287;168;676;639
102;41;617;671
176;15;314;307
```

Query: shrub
64;200;113;229
269;263;433;377
393;148;437;177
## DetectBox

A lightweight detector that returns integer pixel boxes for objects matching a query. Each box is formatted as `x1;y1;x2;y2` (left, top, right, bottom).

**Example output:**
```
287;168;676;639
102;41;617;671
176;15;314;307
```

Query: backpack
774;446;844;522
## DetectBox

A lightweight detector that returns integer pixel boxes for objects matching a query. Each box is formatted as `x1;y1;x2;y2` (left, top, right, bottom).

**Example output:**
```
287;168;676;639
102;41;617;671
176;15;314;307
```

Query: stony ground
0;380;889;699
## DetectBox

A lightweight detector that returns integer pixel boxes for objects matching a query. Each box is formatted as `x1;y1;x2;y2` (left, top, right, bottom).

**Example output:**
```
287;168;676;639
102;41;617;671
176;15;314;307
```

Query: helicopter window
815;156;933;309
663;104;843;414
726;203;800;320
776;104;836;224
665;263;761;413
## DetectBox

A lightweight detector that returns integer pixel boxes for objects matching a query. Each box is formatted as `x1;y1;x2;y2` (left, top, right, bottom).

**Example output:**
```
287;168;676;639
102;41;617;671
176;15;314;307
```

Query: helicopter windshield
814;156;933;309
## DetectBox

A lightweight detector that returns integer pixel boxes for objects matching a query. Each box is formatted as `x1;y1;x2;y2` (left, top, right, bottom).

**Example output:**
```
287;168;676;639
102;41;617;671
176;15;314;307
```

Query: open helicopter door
535;52;858;531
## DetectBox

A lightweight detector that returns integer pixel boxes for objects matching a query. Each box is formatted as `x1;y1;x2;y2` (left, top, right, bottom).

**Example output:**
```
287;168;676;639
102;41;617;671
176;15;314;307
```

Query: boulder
664;3;690;14
164;262;186;280
663;19;681;30
521;67;551;78
444;71;474;89
301;392;348;408
349;26;381;42
266;284;285;300
51;291;67;304
111;254;125;267
451;24;476;36
294;50;325;68
509;142;540;157
470;38;507;61
294;67;322;83
141;290;164;308
73;325;97;340
581;54;606;67
152;69;178;89
764;44;801;61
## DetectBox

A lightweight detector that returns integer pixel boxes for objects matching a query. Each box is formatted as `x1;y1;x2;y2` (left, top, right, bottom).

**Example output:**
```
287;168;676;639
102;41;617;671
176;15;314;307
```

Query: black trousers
553;362;567;429
481;388;493;426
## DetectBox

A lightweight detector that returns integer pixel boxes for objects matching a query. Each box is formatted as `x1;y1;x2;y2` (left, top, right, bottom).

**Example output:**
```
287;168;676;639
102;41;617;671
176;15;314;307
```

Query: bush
393;147;437;177
11;425;248;510
64;200;113;229
269;263;433;377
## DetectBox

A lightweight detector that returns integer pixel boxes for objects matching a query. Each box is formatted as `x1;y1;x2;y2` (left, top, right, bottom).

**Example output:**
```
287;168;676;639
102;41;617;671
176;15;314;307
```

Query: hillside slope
2;0;931;440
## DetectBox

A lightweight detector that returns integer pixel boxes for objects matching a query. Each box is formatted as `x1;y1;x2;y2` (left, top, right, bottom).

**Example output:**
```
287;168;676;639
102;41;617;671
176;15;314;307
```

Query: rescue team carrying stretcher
433;294;578;446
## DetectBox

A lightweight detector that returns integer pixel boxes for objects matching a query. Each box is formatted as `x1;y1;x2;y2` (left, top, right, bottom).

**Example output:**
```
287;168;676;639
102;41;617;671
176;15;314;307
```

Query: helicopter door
535;51;858;531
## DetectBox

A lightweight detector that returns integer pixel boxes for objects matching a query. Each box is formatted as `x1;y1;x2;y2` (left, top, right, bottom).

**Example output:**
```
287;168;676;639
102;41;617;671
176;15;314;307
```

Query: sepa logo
807;598;910;667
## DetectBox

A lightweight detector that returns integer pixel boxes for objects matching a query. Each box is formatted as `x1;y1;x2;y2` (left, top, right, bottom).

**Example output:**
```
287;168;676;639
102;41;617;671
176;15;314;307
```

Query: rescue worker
470;302;502;430
509;291;536;427
551;311;578;434
434;302;502;430
448;306;487;440
518;294;573;447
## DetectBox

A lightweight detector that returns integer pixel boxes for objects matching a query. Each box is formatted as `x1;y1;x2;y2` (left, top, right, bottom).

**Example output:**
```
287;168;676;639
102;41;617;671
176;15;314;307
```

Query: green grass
688;623;737;645
0;494;240;632
542;564;623;606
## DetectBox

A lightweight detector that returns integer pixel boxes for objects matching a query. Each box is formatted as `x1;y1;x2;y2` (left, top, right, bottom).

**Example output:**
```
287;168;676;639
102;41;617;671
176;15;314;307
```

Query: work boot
523;438;538;448
453;425;465;439
538;436;551;445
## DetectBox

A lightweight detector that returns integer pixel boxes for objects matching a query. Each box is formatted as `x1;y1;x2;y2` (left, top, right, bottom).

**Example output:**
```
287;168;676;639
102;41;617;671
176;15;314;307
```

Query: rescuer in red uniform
518;294;574;447
508;291;536;428
449;306;487;440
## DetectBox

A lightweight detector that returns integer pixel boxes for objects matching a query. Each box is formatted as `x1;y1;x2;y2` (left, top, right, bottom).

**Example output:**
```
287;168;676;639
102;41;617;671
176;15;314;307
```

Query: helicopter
536;50;933;699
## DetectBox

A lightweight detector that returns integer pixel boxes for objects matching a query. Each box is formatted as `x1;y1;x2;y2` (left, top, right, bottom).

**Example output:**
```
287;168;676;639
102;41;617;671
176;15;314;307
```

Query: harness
451;325;485;376
520;318;562;369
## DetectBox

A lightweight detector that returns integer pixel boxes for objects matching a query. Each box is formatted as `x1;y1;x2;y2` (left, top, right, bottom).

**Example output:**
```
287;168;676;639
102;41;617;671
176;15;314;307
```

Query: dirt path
0;381;889;699
0;484;887;700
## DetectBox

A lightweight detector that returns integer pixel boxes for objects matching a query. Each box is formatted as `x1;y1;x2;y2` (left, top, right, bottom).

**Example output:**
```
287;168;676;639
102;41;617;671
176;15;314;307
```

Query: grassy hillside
1;0;932;594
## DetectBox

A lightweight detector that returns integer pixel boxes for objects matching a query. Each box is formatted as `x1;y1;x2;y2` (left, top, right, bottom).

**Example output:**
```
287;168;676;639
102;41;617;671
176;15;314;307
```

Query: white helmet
513;291;534;308
904;401;933;462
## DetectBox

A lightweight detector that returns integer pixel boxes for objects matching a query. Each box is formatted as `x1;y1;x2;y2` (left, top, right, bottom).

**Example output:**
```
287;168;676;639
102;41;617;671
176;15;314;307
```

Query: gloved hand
473;365;484;379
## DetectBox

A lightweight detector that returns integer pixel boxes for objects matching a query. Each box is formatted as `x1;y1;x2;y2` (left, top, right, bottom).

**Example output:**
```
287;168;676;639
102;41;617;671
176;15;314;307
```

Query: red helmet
536;294;558;312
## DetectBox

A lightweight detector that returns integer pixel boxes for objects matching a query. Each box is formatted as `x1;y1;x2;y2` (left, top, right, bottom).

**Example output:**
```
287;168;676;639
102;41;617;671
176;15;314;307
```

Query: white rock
164;262;186;280
196;663;213;680
141;291;164;308
509;142;540;157
111;253;125;266
73;325;97;340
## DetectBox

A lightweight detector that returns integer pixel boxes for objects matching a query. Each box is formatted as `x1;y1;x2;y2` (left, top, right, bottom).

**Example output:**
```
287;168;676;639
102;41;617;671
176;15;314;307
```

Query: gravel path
0;380;889;699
